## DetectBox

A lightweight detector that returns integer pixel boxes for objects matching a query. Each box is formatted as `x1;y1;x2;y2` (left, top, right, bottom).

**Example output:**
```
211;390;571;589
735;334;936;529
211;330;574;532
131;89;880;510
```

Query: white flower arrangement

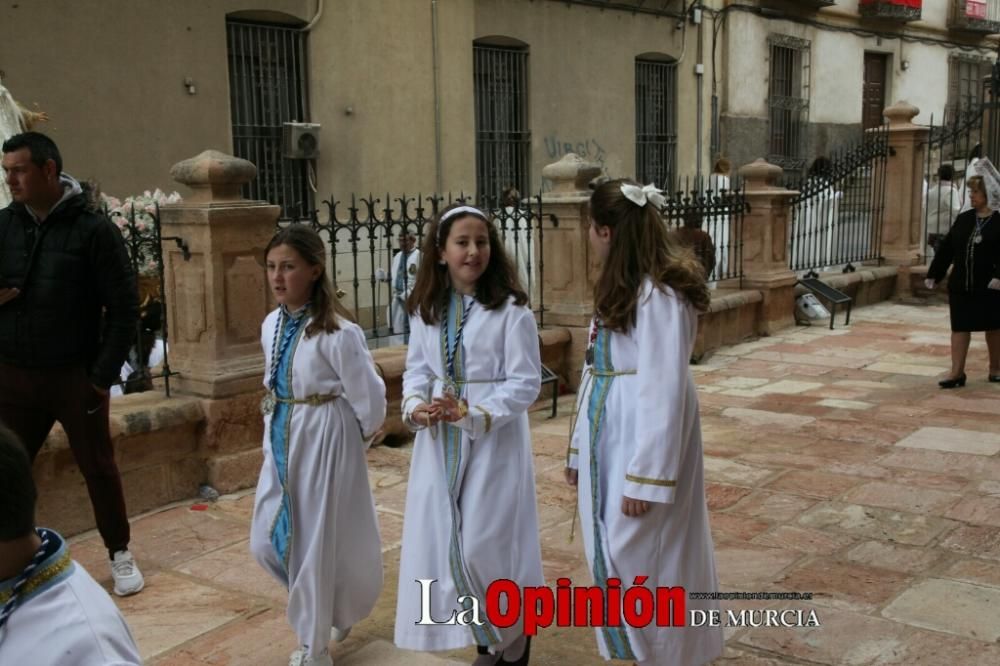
101;189;182;277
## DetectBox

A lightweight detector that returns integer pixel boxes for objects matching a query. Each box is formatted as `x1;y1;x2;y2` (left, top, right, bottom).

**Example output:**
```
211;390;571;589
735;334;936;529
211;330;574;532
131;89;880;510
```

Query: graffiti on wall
543;134;607;167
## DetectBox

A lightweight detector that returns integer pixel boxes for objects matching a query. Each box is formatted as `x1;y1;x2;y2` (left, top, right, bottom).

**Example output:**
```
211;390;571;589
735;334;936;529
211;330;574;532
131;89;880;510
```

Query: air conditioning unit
282;122;321;159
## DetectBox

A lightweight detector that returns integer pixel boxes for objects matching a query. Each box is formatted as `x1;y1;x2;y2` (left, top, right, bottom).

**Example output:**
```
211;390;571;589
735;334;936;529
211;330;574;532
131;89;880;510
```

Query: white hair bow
620;183;666;209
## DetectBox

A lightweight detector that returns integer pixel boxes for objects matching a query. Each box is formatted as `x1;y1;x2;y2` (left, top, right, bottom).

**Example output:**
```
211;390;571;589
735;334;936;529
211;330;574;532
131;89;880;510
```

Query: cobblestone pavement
64;302;1000;665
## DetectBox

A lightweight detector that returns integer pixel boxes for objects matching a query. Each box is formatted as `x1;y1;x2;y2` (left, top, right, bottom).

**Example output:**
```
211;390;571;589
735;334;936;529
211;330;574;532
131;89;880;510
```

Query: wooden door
863;53;888;130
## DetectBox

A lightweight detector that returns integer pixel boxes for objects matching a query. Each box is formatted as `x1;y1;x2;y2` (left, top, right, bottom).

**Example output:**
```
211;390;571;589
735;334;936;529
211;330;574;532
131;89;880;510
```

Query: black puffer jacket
0;182;139;388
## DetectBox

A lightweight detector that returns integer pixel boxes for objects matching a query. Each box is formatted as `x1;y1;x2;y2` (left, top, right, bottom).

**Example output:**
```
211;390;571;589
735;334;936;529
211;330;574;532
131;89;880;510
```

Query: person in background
0;132;143;597
377;230;420;339
707;157;731;280
500;185;533;303
924;163;961;260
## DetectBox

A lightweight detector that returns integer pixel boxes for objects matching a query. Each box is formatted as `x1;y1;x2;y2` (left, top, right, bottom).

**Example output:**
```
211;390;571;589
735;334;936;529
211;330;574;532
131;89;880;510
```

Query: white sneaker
331;625;351;642
110;550;144;596
289;647;333;666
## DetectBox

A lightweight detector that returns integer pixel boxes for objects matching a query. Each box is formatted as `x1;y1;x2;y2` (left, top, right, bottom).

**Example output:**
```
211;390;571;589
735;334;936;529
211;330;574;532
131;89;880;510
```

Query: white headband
440;205;487;224
620;183;666;209
437;205;488;246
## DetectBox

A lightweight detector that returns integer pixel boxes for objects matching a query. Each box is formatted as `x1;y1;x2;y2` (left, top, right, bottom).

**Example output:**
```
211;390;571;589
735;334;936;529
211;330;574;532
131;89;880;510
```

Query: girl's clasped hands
411;393;467;427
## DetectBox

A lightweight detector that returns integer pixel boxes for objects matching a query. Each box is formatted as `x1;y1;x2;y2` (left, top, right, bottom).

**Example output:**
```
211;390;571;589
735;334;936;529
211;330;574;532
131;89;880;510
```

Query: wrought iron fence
280;193;546;348
922;62;999;262
786;126;890;275
922;109;984;262
658;179;748;286
105;202;190;397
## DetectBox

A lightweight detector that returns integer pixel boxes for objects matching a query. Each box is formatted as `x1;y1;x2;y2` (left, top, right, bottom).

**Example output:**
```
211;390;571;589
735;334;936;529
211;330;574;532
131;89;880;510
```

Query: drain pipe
303;0;324;31
431;0;444;194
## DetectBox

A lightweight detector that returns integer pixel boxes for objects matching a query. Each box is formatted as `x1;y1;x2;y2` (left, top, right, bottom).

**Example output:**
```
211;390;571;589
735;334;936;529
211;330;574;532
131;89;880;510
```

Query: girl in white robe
250;225;387;666
566;180;724;666
394;204;544;665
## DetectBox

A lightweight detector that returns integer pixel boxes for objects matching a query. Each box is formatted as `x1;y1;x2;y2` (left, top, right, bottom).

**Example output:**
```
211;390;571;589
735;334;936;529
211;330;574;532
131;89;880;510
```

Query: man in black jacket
0;132;144;596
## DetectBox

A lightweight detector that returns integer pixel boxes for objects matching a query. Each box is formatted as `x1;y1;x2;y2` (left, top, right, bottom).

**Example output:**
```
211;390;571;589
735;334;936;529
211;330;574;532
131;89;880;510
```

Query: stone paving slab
894;426;1000;456
54;302;1000;664
881;578;1000;641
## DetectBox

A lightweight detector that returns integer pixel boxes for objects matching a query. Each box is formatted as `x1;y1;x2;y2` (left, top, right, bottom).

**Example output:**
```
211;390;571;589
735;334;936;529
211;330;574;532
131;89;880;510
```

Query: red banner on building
859;0;922;8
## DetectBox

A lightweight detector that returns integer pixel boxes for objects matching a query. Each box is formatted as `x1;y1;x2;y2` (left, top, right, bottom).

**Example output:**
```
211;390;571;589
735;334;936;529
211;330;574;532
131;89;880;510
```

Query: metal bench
797;278;852;330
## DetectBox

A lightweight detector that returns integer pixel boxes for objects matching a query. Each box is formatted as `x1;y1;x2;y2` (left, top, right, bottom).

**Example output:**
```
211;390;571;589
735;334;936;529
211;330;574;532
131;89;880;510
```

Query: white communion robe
0;530;141;666
707;173;731;282
394;295;544;652
387;249;421;335
567;280;723;666
250;310;387;658
500;206;534;300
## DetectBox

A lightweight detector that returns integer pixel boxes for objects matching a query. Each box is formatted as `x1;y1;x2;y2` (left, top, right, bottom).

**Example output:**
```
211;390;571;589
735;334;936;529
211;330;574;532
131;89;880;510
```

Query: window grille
636;58;678;190
226;20;311;218
474;44;531;200
767;35;811;173
947;54;992;123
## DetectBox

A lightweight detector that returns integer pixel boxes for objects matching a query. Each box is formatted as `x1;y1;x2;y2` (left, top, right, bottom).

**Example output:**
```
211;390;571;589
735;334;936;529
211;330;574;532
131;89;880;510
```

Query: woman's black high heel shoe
939;374;967;389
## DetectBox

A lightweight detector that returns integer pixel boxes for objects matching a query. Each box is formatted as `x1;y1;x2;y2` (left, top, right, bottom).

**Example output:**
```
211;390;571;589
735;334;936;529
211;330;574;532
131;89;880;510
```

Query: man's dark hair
0;424;36;541
1;131;63;174
937;164;955;181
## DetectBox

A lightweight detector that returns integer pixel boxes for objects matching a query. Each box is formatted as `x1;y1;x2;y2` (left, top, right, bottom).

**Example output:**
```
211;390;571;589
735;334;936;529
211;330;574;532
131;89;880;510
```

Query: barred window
767;35;810;173
474;43;531;200
226;20;311;218
636;57;678;190
947;54;992;123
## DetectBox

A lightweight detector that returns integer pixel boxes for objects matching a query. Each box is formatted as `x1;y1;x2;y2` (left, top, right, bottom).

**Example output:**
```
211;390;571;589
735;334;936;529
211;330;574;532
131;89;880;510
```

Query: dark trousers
0;363;130;555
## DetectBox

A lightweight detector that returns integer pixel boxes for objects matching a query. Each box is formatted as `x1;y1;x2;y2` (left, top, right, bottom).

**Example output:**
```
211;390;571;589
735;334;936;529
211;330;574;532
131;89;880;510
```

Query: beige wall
472;0;708;190
309;0;712;196
310;0;440;197
0;0;311;199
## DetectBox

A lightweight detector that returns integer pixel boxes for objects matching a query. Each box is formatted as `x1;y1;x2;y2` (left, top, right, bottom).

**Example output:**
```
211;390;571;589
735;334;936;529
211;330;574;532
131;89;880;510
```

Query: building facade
3;1;997;211
1;0;719;210
718;0;1000;175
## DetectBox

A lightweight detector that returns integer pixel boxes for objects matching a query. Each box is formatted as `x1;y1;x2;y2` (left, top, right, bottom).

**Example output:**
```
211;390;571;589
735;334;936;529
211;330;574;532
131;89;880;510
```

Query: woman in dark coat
926;175;1000;387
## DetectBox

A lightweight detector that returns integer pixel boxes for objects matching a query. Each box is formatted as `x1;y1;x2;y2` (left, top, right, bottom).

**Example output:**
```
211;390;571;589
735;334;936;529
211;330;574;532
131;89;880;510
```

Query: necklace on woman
975;212;992;244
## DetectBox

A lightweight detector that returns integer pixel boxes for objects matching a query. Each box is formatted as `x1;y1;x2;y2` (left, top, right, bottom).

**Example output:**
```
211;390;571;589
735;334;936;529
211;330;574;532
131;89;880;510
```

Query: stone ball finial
170;150;257;203
542;153;603;197
883;101;920;129
738;158;783;189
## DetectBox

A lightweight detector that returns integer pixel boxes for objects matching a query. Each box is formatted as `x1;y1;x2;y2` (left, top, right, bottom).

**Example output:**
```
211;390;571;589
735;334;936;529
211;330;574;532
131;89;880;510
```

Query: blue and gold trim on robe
438;291;501;647
268;310;309;578
585;328;637;661
0;529;74;609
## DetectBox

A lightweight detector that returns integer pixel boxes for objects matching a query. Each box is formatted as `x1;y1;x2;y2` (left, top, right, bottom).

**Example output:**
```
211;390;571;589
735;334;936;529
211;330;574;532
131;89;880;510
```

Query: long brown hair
407;203;527;325
590;178;710;332
265;225;355;338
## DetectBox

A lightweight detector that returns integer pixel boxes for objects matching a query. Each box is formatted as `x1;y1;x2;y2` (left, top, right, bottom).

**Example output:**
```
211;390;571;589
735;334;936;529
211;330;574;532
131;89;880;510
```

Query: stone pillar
539;153;602;389
738;159;800;335
161;150;279;399
160;151;280;492
882;101;930;266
